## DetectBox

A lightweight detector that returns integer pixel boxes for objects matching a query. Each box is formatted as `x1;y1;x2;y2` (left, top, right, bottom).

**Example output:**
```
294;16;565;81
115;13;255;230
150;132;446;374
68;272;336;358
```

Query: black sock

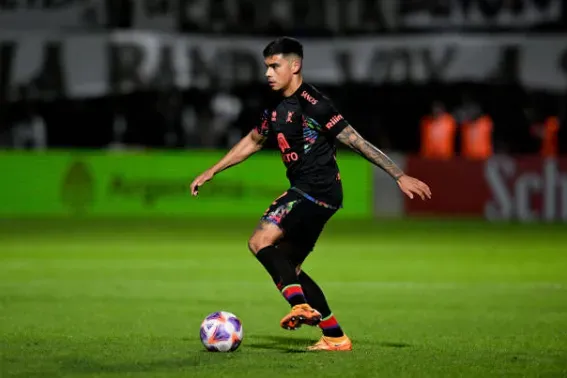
299;271;345;337
255;245;307;307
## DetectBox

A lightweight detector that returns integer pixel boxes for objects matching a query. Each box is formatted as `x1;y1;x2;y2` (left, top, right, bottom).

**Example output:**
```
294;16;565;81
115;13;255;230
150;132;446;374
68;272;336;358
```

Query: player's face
264;54;295;91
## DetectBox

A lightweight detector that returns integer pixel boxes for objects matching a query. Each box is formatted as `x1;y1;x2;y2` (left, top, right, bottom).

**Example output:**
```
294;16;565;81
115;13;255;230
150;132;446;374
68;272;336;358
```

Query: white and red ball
199;311;243;352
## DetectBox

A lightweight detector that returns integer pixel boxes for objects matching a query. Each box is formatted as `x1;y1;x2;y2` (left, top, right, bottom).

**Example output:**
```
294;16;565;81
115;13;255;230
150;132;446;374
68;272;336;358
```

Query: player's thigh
247;221;283;254
284;203;337;268
248;190;302;254
260;190;306;234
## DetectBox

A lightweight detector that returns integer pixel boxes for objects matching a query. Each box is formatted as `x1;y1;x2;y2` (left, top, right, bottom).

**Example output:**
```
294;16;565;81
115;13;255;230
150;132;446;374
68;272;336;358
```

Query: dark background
0;0;565;154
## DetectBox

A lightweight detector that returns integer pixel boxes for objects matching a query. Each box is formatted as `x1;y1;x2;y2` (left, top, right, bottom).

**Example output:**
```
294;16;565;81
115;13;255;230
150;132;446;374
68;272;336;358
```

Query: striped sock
319;313;344;337
280;284;307;306
255;246;306;307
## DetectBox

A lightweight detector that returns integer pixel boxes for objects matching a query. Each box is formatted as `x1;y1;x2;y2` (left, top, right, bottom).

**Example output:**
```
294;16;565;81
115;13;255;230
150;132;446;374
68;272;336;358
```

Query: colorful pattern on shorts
290;187;341;210
262;199;300;226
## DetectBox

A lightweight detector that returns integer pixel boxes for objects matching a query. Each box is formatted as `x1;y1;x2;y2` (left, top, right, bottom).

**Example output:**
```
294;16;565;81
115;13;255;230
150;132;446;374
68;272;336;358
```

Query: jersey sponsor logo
326;114;343;130
301;91;318;105
282;152;299;163
277;133;291;152
277;133;298;163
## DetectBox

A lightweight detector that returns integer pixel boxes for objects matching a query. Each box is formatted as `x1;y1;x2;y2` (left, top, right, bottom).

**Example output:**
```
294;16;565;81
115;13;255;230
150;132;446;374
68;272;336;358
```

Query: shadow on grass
248;335;411;352
247;334;316;353
378;341;411;348
58;336;412;374
58;336;310;374
60;355;208;375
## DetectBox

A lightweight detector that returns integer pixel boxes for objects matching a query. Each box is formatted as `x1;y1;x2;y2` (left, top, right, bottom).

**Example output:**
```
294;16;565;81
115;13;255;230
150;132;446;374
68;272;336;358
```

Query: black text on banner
0;32;566;100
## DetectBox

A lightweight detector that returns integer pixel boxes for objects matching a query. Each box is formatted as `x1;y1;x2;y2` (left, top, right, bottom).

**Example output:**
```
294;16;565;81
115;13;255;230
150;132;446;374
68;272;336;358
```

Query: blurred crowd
1;83;564;157
0;0;565;156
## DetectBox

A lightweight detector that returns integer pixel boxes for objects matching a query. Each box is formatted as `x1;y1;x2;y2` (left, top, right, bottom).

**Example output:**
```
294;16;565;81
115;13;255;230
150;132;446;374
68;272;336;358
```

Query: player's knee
247;238;258;254
248;222;283;254
247;235;272;255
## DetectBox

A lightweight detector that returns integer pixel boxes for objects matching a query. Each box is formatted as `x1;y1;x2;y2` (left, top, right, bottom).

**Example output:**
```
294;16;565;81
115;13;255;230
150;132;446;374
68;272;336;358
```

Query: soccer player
190;37;431;351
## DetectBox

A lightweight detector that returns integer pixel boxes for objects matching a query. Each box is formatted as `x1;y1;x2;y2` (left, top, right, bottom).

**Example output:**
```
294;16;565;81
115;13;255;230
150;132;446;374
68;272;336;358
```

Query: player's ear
290;57;301;74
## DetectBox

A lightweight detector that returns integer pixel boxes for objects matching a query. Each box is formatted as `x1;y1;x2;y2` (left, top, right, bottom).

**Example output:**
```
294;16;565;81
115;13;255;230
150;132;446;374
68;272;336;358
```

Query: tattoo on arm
336;125;405;180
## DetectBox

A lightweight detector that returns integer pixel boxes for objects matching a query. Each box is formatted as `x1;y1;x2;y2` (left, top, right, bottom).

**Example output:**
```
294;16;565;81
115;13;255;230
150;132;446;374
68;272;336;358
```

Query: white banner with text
1;32;566;100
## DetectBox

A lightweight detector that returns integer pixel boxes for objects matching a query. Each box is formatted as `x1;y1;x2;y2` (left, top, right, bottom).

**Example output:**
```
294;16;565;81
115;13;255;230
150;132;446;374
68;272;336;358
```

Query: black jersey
253;82;349;208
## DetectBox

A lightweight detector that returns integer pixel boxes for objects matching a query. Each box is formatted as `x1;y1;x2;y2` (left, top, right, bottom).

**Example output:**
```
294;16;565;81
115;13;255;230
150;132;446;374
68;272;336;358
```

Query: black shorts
260;189;337;265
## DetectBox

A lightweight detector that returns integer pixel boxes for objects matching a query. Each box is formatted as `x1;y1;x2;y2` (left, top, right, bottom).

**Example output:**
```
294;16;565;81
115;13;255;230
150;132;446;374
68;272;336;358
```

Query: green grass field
1;218;566;378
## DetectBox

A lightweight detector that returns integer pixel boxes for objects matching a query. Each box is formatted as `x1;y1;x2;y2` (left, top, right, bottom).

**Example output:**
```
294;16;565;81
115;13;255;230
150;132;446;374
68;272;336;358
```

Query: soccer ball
200;311;243;352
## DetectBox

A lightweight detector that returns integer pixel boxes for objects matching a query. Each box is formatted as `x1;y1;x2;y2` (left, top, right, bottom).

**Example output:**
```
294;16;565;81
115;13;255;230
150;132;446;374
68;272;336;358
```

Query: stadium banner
131;0;565;33
0;151;371;218
0;0;104;30
404;156;567;222
1;31;567;101
397;0;564;31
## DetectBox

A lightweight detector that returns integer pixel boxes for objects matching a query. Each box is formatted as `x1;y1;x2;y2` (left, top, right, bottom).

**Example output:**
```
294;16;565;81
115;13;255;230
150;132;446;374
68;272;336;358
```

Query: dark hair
263;37;303;59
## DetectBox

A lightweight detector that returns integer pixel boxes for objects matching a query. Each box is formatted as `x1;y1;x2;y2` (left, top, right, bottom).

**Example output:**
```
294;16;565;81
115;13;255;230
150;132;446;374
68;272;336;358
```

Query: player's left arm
336;125;404;179
335;125;432;200
308;95;431;200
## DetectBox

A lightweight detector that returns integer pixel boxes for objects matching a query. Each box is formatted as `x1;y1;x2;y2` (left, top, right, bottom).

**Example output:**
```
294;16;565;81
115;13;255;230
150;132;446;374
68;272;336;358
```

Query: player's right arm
211;129;267;173
190;114;269;196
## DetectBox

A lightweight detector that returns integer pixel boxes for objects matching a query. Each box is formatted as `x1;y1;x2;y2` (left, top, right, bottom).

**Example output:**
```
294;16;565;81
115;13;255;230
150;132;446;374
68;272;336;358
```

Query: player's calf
298;271;345;338
248;221;310;308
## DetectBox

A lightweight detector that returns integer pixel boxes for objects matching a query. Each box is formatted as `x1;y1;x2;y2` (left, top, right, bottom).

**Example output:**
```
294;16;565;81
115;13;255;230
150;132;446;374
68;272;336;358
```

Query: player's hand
397;175;432;200
190;169;215;196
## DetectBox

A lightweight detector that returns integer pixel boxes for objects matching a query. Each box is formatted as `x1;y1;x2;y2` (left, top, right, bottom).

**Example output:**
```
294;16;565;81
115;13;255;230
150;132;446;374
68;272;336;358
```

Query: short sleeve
310;99;349;138
253;109;271;138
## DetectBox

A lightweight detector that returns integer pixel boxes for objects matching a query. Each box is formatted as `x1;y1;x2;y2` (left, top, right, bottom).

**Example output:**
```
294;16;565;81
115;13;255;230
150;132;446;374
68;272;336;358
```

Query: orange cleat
280;304;322;330
307;335;353;351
